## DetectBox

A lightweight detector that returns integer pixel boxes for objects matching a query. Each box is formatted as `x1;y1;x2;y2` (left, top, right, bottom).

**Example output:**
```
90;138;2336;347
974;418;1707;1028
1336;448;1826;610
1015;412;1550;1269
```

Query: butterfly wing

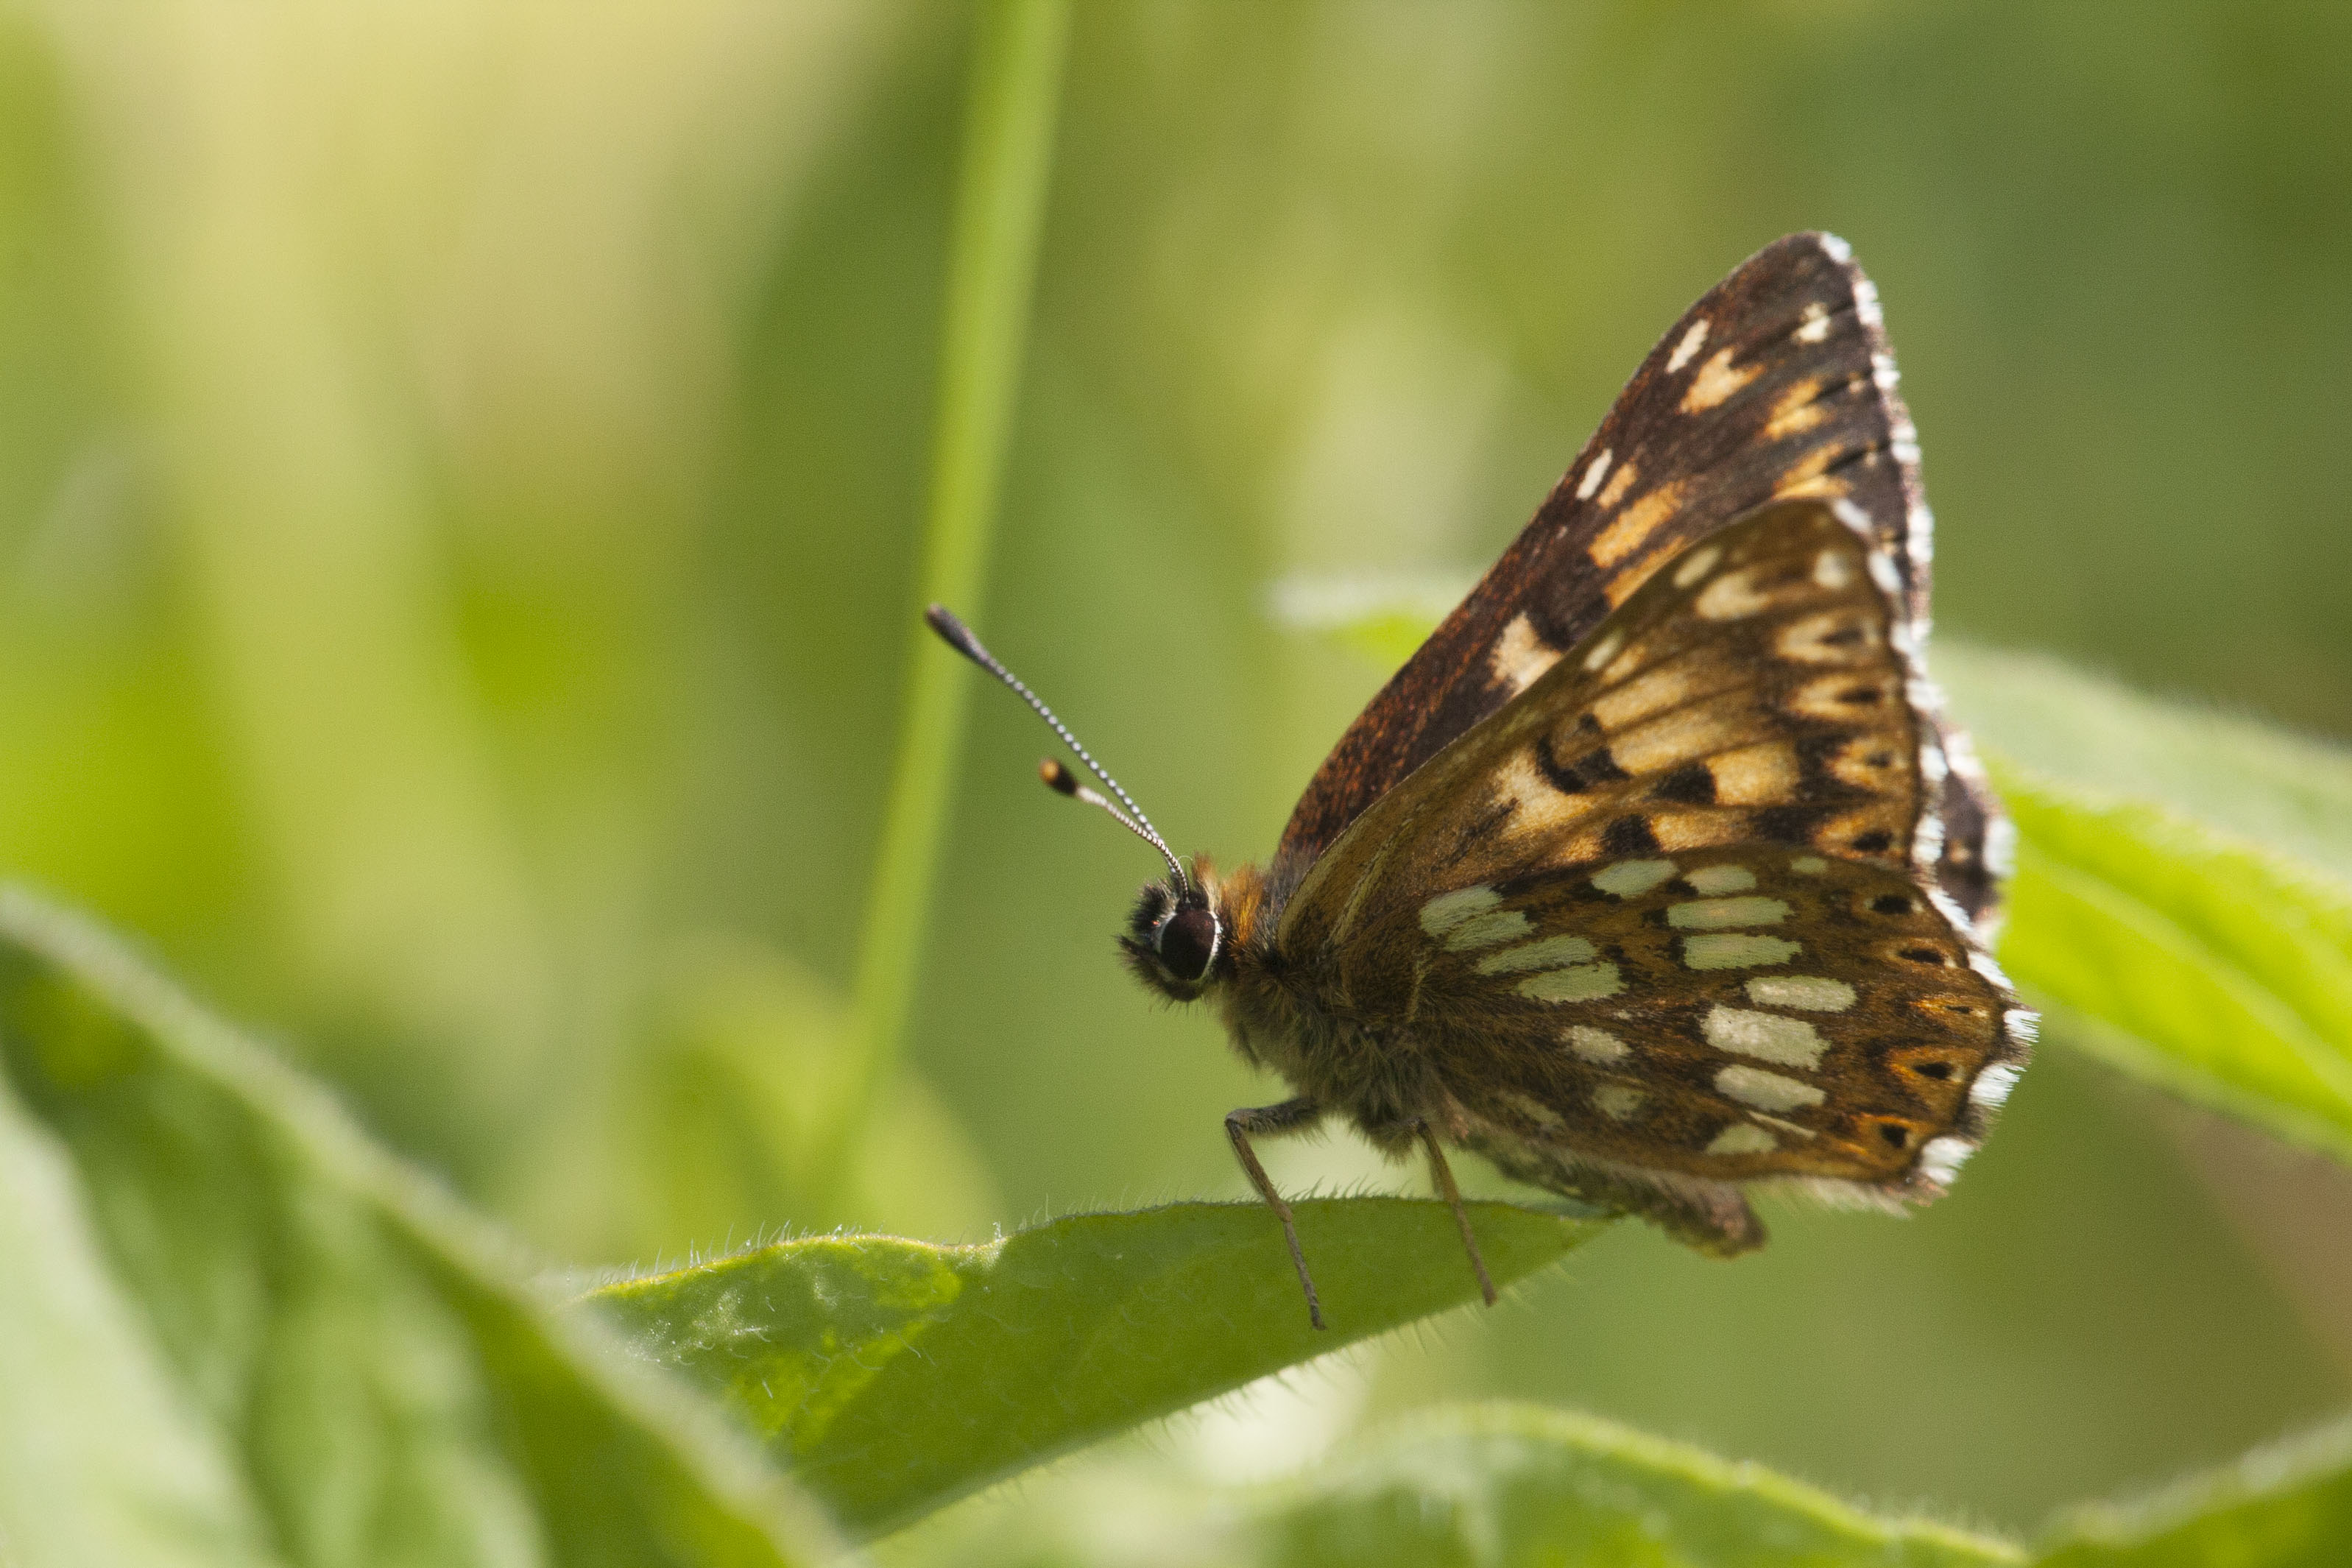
1417;847;2017;1253
1267;233;2005;933
1272;500;2028;1246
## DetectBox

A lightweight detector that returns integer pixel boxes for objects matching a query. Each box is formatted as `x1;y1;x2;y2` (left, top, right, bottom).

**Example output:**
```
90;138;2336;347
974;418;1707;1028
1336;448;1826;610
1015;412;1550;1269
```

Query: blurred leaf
1934;646;2352;1165
1995;771;2352;1162
2037;1413;2352;1567
0;888;841;1567
0;1040;278;1566
586;1198;1601;1538
883;1401;2022;1567
886;1405;2352;1567
1243;1404;2021;1568
1267;570;1475;674
1936;646;2352;891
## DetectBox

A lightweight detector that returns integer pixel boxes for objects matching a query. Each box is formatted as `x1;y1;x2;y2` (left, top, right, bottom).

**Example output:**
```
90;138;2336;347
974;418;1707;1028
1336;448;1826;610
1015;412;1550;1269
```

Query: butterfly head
1121;863;1228;1000
925;602;1240;1002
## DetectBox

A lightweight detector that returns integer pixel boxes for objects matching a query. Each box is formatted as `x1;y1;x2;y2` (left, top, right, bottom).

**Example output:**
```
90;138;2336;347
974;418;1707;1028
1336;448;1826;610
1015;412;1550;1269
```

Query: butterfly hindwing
1421;850;2014;1252
1268;233;2004;933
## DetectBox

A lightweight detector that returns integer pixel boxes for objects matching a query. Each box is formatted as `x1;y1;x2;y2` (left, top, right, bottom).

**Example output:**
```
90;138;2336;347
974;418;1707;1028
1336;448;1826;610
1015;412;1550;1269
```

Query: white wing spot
1918;1136;1976;1184
1576;448;1614;501
1684;934;1802;970
2005;1007;2040;1045
1795;301;1832;343
1714;1064;1827;1112
1580;628;1625;673
1682;864;1755;894
1671;543;1723;588
1745;975;1857;1012
1490;612;1564;696
1592;859;1678;897
1446;908;1533;951
1702;1005;1827;1067
1707;1123;1778;1156
1695;567;1784;621
1566;1025;1630;1064
1812;548;1854;589
1667;897;1791;930
1476;935;1598;975
1419;886;1501;937
1970;1062;2023;1109
1593;1084;1647;1122
1666;318;1710;374
1790;855;1829;875
1517;963;1624;1003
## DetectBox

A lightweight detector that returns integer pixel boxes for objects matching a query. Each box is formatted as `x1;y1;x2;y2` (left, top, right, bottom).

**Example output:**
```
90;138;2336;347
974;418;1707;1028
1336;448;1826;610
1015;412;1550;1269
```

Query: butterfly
930;233;2033;1329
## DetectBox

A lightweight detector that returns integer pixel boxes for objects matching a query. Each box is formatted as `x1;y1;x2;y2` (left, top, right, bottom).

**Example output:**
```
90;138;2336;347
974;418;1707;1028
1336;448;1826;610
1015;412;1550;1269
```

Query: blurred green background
3;0;2349;1539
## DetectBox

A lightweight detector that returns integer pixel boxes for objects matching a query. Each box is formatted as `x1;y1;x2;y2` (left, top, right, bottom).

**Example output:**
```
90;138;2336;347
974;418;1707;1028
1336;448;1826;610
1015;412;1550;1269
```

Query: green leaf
1932;645;2352;1165
2036;1413;2352;1567
0;1043;279;1567
1247;1404;2022;1568
891;1405;2352;1567
1993;769;2352;1162
0;888;842;1567
887;1401;2024;1567
587;1198;1602;1538
1935;645;2352;891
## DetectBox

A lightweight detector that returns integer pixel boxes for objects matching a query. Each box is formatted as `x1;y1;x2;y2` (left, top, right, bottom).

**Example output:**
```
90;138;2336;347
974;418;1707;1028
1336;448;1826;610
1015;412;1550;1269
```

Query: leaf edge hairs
931;233;2032;1329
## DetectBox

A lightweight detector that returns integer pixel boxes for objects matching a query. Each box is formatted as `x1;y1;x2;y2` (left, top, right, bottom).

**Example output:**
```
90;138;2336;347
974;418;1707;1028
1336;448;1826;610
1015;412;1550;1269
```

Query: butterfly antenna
925;604;1190;890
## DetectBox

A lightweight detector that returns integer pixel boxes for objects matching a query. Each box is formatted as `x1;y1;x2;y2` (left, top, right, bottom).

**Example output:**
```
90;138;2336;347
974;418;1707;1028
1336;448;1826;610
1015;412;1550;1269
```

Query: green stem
829;0;1070;1207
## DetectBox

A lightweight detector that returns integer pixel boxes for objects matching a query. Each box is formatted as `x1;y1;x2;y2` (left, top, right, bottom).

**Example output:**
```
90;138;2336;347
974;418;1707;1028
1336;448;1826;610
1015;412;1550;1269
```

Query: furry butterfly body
936;233;2031;1327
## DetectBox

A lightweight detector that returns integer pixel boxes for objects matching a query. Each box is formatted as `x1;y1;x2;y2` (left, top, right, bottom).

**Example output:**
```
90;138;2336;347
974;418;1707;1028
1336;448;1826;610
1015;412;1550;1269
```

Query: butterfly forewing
1282;501;1918;973
1268;233;2004;932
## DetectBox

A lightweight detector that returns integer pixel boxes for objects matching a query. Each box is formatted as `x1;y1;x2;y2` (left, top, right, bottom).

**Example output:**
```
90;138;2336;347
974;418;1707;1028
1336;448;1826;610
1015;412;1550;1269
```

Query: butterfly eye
1156;906;1221;982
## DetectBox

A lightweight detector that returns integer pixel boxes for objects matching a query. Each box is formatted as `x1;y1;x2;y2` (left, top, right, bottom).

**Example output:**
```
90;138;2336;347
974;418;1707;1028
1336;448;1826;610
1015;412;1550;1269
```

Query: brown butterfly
930;233;2033;1329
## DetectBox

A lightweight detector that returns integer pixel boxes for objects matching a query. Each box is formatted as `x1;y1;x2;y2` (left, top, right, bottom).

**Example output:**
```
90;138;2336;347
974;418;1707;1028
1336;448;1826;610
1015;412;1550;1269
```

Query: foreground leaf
2037;1412;2352;1567
883;1401;2023;1567
0;889;841;1567
1251;1405;2020;1568
889;1403;2352;1567
588;1198;1602;1537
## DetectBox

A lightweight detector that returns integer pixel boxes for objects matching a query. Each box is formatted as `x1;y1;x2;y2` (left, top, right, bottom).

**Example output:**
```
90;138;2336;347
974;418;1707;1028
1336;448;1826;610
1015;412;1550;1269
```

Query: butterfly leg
1226;1098;1327;1330
1410;1120;1498;1307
